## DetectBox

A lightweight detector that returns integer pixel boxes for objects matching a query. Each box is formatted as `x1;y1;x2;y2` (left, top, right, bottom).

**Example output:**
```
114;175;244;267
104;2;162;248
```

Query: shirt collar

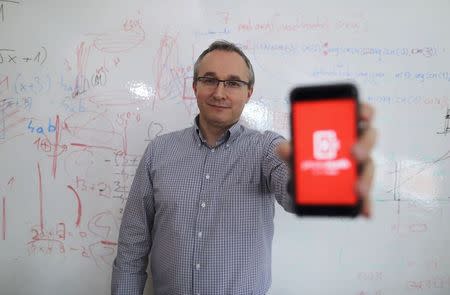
193;115;244;147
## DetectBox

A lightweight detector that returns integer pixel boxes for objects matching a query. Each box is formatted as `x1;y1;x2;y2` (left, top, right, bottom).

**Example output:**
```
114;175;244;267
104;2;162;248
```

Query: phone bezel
289;83;361;217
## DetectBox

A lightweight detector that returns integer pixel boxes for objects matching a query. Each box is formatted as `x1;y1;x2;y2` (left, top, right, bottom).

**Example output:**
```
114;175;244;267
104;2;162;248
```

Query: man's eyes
198;77;244;88
202;78;217;84
225;80;241;88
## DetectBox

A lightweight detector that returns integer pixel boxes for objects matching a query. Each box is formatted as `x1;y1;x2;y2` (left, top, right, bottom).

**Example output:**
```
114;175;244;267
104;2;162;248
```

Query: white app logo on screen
313;130;340;160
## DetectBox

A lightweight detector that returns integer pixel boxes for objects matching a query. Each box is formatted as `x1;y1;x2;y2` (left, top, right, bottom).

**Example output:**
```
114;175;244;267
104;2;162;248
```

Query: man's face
193;50;253;130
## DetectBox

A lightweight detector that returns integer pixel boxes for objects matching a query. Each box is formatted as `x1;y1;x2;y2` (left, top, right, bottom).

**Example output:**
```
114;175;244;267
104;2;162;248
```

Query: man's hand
277;103;377;218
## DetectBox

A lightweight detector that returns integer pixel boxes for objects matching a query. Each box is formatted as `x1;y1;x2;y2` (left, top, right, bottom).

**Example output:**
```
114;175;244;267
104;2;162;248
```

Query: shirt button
198;232;202;238
201;202;206;208
196;263;200;270
205;174;210;180
211;148;215;153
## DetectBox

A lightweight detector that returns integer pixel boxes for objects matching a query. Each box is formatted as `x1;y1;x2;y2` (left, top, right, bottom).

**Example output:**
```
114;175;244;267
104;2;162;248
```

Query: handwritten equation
0;47;47;65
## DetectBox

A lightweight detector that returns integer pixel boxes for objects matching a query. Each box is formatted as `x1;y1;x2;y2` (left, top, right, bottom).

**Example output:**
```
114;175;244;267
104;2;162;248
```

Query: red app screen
292;98;357;205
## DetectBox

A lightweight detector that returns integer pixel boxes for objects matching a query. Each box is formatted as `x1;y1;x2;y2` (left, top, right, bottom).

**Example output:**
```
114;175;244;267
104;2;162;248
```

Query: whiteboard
1;1;450;294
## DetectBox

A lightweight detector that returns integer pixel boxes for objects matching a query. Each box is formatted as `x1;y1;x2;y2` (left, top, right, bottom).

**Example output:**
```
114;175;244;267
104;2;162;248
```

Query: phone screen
292;98;357;206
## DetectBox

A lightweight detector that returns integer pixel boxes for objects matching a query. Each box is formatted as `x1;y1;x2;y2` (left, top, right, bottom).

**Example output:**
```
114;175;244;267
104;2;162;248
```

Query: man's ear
193;81;197;94
246;87;253;103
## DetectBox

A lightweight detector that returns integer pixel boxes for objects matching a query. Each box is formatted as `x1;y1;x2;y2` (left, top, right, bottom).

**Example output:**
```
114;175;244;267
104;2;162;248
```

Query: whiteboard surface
1;1;450;294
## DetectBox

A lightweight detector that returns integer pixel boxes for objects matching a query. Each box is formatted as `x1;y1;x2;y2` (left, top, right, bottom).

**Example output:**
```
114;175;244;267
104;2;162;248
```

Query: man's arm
111;144;155;295
262;132;296;213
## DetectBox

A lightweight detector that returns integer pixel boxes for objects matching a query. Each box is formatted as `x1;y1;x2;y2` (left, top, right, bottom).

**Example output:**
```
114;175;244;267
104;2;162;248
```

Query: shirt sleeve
111;143;155;295
262;131;296;213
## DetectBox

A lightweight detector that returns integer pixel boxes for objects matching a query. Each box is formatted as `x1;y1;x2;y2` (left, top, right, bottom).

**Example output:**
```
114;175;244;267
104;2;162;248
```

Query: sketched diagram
87;211;120;270
378;150;450;202
437;107;450;135
153;35;197;115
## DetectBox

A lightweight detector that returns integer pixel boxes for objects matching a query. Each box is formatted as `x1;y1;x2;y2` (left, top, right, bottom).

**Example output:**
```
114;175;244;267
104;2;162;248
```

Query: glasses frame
196;76;250;90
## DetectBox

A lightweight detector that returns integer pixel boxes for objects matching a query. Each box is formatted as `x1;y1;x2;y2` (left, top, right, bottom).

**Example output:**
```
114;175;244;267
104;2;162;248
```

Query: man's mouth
207;102;230;109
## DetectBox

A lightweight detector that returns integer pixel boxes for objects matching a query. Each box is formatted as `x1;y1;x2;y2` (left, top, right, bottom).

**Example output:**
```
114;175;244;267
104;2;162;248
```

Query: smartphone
290;83;361;217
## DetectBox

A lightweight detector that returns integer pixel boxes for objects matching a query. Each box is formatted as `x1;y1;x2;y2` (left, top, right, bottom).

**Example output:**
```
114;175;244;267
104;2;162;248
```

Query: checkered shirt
111;118;294;295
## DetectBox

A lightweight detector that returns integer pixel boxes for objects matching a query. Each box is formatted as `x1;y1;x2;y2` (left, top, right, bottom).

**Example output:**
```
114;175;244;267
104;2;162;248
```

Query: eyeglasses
196;76;250;92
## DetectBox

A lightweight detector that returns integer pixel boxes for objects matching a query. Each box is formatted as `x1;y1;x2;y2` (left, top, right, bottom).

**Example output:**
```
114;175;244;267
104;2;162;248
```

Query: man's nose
212;81;227;97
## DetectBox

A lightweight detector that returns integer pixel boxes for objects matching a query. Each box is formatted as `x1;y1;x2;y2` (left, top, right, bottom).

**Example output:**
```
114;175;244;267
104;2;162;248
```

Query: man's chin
205;115;235;129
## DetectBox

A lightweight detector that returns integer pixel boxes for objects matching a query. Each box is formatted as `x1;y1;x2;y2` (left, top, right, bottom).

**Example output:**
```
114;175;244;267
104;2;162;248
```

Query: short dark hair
193;40;255;88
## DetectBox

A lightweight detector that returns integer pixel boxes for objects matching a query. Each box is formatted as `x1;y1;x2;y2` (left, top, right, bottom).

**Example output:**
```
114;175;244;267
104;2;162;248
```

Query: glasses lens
224;80;244;88
199;77;218;87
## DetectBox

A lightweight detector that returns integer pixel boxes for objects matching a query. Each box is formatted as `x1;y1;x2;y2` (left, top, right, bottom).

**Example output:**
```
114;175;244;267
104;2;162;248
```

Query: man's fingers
353;103;376;161
357;157;374;218
360;102;375;122
355;103;376;218
352;126;377;162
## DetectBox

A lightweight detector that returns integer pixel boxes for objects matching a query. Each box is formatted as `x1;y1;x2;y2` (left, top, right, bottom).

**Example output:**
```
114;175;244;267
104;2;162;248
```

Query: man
111;40;376;295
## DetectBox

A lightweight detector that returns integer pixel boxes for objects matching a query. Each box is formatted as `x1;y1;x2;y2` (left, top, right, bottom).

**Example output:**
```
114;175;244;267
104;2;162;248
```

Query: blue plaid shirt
111;118;294;295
